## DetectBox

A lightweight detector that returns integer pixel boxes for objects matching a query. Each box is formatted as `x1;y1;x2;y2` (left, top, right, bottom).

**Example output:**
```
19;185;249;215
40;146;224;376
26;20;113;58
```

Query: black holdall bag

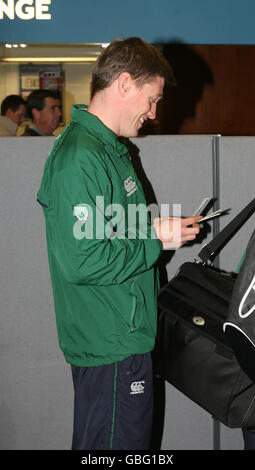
156;198;255;429
224;228;255;383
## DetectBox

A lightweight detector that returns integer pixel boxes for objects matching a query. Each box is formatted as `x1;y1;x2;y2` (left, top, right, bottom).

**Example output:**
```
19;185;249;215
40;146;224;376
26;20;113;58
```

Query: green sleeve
48;159;162;286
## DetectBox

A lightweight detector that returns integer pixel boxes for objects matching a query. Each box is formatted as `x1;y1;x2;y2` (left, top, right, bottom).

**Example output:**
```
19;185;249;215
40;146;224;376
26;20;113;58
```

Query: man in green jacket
37;37;201;450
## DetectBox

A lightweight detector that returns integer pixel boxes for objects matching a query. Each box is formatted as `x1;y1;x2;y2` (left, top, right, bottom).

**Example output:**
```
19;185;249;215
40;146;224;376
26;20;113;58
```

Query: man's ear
117;72;132;97
32;108;40;122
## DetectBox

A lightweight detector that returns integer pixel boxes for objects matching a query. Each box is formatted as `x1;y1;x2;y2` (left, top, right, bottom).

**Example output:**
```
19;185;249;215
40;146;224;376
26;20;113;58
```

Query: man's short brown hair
91;37;175;99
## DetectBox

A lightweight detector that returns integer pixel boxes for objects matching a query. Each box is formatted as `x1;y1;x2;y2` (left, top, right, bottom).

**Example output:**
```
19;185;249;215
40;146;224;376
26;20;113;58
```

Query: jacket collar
71;104;129;157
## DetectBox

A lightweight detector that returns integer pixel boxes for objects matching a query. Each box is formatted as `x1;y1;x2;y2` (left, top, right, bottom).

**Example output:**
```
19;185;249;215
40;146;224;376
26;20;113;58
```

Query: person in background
37;37;202;450
22;89;61;136
0;94;26;136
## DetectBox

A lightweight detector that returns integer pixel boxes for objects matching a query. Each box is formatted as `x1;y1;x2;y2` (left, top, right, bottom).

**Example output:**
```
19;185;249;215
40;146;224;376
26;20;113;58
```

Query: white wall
62;63;94;123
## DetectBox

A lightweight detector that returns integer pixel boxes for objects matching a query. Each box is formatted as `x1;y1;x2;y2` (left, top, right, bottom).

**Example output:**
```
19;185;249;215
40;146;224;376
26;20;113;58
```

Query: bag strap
196;198;255;264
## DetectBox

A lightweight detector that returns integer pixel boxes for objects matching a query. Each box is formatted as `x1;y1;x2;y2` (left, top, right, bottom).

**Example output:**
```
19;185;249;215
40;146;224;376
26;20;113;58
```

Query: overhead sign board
0;0;255;45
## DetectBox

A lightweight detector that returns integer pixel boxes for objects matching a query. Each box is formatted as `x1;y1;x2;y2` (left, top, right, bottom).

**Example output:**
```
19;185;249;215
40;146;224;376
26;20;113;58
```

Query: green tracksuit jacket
37;105;162;367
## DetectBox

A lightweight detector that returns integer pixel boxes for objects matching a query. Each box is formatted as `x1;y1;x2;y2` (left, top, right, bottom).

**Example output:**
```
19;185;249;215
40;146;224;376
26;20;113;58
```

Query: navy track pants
71;353;153;450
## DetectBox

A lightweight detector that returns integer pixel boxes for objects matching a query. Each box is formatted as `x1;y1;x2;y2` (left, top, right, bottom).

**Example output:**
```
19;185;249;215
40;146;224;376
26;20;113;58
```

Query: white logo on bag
124;176;138;197
238;274;255;318
130;381;145;395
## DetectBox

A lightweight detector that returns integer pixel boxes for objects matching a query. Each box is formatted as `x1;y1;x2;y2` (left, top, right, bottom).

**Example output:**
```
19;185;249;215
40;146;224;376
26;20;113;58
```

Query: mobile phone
193;197;210;216
198;209;222;223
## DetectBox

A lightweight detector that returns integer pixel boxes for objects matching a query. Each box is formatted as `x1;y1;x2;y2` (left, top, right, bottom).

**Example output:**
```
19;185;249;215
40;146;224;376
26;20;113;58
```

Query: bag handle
196;198;255;264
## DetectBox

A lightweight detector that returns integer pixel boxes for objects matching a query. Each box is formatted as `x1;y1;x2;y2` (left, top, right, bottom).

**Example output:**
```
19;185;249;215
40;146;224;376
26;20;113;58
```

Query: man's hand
152;216;202;250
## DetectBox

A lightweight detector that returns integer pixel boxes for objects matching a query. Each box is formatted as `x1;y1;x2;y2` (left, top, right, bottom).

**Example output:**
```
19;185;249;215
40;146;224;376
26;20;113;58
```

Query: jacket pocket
129;281;145;333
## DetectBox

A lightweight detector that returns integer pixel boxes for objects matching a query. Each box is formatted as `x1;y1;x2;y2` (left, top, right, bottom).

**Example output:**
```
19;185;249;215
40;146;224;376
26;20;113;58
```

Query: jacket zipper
130;281;137;333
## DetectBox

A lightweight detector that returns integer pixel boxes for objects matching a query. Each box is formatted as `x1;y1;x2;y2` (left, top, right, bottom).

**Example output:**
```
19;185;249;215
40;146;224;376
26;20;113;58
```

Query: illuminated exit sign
0;0;52;20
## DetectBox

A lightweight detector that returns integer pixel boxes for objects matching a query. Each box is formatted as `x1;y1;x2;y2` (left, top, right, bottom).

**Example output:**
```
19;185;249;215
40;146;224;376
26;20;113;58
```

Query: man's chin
120;129;138;138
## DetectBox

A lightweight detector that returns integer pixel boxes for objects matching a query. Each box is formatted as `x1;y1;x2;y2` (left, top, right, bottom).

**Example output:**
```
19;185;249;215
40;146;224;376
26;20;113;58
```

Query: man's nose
148;102;157;120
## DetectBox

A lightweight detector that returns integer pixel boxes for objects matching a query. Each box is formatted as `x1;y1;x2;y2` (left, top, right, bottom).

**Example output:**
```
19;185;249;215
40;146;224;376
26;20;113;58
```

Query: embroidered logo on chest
124;176;138;197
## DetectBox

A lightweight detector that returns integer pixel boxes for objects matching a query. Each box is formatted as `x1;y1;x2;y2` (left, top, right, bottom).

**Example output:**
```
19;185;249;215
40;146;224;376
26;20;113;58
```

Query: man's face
35;97;61;135
120;75;164;138
8;104;26;125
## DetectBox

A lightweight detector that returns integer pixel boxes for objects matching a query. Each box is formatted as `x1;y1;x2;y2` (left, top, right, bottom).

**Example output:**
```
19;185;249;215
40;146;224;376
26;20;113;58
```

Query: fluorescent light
1;57;98;63
5;43;27;48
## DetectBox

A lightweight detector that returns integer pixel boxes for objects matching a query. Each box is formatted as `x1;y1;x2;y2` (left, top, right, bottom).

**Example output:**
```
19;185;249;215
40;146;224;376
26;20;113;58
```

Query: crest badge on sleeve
73;204;89;223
